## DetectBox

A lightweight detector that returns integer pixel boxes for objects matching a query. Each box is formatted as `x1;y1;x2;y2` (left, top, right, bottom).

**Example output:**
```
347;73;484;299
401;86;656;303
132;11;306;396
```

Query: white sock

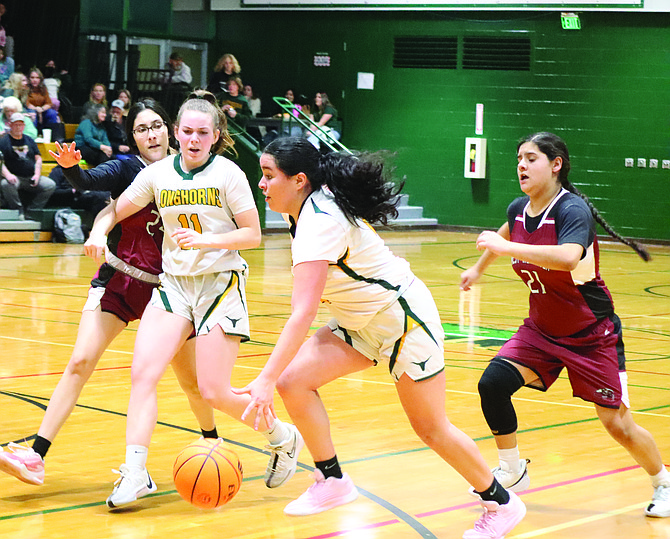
651;466;670;488
263;418;289;445
498;447;521;474
125;445;148;470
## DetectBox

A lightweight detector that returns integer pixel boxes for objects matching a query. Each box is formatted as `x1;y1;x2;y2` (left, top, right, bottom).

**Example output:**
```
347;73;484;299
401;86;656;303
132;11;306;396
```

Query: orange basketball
173;438;243;509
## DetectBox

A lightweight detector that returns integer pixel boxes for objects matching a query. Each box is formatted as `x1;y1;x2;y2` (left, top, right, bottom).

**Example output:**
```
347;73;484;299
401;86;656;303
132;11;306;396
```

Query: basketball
173;438;243;509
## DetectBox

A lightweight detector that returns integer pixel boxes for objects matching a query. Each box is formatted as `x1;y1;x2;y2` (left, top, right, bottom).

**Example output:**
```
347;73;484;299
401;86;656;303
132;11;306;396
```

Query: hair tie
187;90;217;105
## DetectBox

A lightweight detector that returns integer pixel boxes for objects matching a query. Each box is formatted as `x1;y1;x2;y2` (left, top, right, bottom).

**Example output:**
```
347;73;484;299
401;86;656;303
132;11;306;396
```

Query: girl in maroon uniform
0;99;217;486
460;131;670;518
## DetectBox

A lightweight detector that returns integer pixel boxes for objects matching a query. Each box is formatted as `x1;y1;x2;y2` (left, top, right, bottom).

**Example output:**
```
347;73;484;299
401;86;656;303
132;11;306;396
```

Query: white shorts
82;286;105;312
620;371;630;409
328;277;445;382
150;270;250;340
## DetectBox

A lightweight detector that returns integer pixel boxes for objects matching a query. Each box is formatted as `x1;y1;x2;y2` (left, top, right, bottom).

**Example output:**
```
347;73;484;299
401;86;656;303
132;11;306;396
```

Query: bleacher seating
64;123;78;141
0;135;96;242
38;142;60;175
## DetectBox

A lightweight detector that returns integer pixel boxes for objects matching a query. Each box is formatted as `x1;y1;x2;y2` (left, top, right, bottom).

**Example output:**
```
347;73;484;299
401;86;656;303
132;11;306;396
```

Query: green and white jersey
290;186;413;331
124;153;256;276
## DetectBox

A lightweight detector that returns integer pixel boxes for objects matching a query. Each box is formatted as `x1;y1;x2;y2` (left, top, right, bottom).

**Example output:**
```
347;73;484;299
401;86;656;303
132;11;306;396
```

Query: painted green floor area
442;322;513;347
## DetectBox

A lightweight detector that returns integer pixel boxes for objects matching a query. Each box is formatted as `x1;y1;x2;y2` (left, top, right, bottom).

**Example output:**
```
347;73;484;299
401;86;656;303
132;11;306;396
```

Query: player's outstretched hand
232;376;277;431
49;141;82;168
460;267;482;291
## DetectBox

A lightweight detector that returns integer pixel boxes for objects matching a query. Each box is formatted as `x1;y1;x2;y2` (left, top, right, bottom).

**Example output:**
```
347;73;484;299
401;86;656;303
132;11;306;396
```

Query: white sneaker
106;464;157;509
284;470;359;516
646;484;670;517
463;491;526;539
0;443;45;485
265;423;304;488
493;458;530;493
469;459;530;499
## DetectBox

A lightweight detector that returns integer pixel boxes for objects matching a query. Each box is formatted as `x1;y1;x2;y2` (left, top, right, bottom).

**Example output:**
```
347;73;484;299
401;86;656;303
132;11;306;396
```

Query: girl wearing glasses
85;91;302;509
0;99;220;489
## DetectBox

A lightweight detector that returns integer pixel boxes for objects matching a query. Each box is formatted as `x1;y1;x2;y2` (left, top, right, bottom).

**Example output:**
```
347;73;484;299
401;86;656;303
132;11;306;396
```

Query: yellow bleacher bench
64;123;78;141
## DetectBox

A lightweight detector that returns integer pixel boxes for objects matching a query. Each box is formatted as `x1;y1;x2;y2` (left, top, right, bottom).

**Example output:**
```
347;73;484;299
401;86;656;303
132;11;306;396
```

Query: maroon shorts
496;315;625;409
97;271;156;324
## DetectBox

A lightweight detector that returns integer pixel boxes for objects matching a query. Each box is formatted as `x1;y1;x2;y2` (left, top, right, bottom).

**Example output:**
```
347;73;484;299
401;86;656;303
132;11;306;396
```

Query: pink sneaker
284;470;359;516
463;491;526;539
0;443;45;485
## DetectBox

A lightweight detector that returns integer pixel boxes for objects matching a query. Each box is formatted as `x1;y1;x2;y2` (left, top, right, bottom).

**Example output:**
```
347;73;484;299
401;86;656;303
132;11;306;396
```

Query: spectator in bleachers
0;45;13;86
243;83;264;141
116;88;132;117
270;89;305;139
307;91;341;150
45;59;72;102
0;113;56;214
42;64;61;111
2;72;28;103
0;96;38;140
81;83;107;120
207;53;240;95
104;99;131;160
25;68;61;134
166;52;192;88
220;77;251;129
243;84;261;118
74;103;112;166
0;4;6;50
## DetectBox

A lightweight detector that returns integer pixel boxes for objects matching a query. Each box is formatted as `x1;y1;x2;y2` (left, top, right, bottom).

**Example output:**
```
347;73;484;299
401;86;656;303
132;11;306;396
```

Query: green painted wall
213;10;670;240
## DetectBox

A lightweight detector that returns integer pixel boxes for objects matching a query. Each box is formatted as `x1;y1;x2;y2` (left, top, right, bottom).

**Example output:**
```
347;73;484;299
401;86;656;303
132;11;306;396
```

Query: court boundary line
0;390;439;538
298;464;653;539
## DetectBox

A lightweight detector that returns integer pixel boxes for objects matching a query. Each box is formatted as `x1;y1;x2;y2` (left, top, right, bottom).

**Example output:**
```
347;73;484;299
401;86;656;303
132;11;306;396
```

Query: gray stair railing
272;97;352;155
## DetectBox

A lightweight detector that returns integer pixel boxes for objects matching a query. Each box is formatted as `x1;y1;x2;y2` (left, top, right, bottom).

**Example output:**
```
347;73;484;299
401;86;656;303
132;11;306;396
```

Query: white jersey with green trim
290;186;413;331
124;153;256;276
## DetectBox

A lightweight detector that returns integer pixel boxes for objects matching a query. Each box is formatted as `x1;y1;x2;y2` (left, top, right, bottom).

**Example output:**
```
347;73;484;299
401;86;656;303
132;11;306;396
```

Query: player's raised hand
49;141;82;168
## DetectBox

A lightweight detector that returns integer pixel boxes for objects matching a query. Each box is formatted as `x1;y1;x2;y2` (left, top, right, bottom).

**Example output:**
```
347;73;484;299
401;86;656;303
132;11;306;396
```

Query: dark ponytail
263;137;404;225
519;132;651;262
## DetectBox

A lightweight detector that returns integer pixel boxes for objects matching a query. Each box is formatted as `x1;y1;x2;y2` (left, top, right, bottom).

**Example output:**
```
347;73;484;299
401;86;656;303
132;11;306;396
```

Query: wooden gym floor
0;230;668;539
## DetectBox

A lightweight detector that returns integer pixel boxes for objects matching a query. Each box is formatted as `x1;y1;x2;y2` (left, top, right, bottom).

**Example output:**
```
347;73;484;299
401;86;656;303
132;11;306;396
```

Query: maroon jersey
63;157;164;322
102;202;163;276
507;189;614;338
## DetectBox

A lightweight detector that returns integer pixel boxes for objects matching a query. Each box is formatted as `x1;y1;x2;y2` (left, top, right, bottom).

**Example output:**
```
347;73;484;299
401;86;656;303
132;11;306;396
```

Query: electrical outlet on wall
625;158;634;167
663;160;670;169
637;158;647;168
649;159;658;168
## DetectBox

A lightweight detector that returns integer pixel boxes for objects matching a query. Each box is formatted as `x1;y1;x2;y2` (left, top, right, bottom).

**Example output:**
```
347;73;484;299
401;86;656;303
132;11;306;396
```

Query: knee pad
478;357;525;436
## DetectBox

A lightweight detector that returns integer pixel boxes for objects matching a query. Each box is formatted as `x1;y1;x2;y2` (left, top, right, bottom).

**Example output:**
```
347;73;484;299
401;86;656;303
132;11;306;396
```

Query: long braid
560;179;651;262
521;132;651;262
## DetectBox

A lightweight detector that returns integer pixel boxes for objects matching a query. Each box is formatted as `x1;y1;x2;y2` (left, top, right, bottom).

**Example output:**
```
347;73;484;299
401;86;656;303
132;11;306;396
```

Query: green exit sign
561;12;581;30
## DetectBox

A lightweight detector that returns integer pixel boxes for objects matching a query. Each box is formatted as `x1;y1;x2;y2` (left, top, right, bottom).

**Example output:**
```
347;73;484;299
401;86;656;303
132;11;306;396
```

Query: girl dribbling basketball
85;92;303;509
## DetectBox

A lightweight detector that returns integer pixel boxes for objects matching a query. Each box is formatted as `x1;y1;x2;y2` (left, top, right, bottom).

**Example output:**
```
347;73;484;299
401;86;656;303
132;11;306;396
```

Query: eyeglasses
132;120;165;136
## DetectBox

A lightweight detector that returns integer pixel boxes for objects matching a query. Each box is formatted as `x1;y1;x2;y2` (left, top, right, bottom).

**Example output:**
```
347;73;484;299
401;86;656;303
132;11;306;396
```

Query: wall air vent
463;37;531;71
393;36;458;69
